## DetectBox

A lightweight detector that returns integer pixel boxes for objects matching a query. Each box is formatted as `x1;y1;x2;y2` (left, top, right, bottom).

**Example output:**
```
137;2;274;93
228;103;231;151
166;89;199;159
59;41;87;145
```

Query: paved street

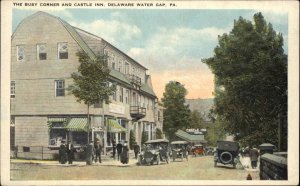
11;155;259;180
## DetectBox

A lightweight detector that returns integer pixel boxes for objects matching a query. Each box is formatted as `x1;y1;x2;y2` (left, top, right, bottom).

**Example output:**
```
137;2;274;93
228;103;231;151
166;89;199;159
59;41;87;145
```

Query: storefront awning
47;117;68;128
107;119;127;133
66;118;89;132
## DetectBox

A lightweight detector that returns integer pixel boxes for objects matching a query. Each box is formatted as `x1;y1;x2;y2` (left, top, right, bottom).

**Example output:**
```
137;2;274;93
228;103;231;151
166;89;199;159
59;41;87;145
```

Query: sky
12;8;288;100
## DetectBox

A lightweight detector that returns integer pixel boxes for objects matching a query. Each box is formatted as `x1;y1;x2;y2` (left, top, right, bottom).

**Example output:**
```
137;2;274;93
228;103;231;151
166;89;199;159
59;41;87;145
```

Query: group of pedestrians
241;145;260;169
58;140;75;165
58;139;141;165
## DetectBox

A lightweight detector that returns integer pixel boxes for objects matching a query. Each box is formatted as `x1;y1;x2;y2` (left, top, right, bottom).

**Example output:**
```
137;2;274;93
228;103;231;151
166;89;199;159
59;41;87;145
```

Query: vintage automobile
170;141;189;161
214;141;240;168
138;139;170;165
191;144;205;156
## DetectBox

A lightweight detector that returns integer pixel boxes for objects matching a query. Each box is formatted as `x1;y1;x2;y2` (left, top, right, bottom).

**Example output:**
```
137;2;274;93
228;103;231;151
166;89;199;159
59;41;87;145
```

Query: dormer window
37;44;47;60
58;42;68;59
17;45;25;61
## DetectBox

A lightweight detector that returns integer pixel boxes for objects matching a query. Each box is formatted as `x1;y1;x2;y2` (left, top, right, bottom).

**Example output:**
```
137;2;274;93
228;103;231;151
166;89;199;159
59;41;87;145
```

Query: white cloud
127;26;229;72
69;19;141;46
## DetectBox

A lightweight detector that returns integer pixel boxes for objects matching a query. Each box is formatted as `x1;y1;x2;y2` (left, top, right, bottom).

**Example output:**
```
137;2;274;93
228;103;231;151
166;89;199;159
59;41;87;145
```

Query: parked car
138;139;170;165
170;141;189;161
191;144;205;156
214;141;240;168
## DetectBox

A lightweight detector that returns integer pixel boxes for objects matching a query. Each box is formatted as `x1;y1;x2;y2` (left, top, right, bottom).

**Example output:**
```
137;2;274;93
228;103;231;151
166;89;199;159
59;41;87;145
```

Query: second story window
125;89;129;104
17;45;25;61
119;87;123;103
55;80;65;97
58;42;68;59
37;44;47;60
112;62;116;70
10;81;15;98
125;62;129;74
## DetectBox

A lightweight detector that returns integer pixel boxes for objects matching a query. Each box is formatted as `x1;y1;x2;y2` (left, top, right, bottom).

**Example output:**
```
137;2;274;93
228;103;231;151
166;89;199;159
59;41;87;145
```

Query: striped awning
107;119;127;133
66;118;89;132
47;117;68;128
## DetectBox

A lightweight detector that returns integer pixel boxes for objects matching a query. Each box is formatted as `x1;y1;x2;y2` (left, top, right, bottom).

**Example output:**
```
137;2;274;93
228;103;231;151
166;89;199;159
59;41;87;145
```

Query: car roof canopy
171;141;188;145
145;139;169;144
217;141;239;152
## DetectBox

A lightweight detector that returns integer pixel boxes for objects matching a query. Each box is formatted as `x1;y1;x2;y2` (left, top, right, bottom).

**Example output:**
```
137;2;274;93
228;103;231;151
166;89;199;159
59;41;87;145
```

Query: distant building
10;11;163;159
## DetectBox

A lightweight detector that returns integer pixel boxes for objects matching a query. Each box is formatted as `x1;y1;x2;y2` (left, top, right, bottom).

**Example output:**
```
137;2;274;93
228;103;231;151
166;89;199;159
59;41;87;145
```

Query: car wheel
220;151;233;164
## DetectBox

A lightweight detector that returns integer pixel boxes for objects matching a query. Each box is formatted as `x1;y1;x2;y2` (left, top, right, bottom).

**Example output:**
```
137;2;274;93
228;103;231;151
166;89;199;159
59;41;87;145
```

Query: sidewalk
11;154;138;167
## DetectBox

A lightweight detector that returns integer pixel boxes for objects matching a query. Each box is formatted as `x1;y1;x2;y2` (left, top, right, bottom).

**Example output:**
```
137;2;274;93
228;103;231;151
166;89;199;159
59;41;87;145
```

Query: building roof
175;129;207;144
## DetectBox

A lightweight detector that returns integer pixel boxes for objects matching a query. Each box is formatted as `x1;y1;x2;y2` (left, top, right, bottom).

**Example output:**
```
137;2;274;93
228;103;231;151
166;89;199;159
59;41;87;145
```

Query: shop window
17;45;25;61
55;80;65;97
10;81;15;98
58;42;68;59
49;127;67;146
37;44;47;60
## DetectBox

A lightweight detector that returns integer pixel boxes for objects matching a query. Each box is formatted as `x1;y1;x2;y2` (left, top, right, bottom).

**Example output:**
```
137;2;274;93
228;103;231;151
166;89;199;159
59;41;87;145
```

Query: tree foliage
203;13;287;149
68;51;116;106
188;110;205;129
161;81;191;141
68;50;116;143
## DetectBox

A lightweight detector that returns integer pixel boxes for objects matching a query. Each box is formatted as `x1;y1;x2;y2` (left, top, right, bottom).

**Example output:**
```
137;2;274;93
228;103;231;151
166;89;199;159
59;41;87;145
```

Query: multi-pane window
37;44;47;60
112;62;116;70
125;89;129;104
119;87;123;103
10;81;15;98
17;45;25;61
125;62;129;74
55;80;65;97
58;42;68;59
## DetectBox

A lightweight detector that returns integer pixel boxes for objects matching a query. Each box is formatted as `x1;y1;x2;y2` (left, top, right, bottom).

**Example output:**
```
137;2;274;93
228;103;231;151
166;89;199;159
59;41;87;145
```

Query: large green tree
203;13;287;149
161;81;191;140
68;51;116;143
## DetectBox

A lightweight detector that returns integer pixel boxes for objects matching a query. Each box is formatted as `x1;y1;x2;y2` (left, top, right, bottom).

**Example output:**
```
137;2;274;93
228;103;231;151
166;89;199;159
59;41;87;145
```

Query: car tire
220;151;233;164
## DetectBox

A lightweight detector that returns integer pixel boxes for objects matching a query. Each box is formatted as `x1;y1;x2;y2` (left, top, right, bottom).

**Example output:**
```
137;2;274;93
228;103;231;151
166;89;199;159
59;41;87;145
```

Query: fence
11;146;88;161
260;153;287;180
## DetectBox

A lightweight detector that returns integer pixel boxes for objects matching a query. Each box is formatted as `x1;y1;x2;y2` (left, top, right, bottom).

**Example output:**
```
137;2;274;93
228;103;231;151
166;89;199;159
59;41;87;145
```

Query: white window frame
37;44;47;60
55;80;65;97
10;80;16;98
57;42;68;59
17;45;25;61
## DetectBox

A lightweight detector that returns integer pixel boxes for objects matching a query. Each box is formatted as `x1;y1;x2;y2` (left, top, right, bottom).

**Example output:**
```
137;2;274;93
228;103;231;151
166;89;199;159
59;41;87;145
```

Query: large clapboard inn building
11;11;163;159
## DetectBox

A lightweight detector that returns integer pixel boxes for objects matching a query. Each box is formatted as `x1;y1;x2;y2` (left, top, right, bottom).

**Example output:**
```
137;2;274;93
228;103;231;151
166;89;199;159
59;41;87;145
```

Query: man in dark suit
133;143;140;159
116;141;123;160
66;141;75;164
94;140;102;163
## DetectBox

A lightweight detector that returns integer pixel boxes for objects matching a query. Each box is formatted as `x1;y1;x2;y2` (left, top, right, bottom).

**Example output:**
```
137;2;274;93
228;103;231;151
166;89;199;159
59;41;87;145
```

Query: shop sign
109;103;125;115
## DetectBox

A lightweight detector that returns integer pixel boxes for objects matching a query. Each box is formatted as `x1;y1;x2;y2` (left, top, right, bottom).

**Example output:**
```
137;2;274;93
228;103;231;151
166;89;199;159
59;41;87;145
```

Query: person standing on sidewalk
133;143;140;159
58;140;67;164
67;141;75;164
94;140;102;163
249;145;259;169
116;141;123;160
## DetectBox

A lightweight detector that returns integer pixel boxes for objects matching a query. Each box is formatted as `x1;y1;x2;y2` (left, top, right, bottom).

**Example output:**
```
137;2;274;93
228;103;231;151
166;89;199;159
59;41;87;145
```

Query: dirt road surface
11;156;259;180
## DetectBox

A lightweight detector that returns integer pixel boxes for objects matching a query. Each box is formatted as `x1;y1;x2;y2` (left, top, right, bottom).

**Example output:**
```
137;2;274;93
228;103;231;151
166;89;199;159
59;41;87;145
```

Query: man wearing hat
67;140;75;164
94;140;102;163
58;140;67;164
